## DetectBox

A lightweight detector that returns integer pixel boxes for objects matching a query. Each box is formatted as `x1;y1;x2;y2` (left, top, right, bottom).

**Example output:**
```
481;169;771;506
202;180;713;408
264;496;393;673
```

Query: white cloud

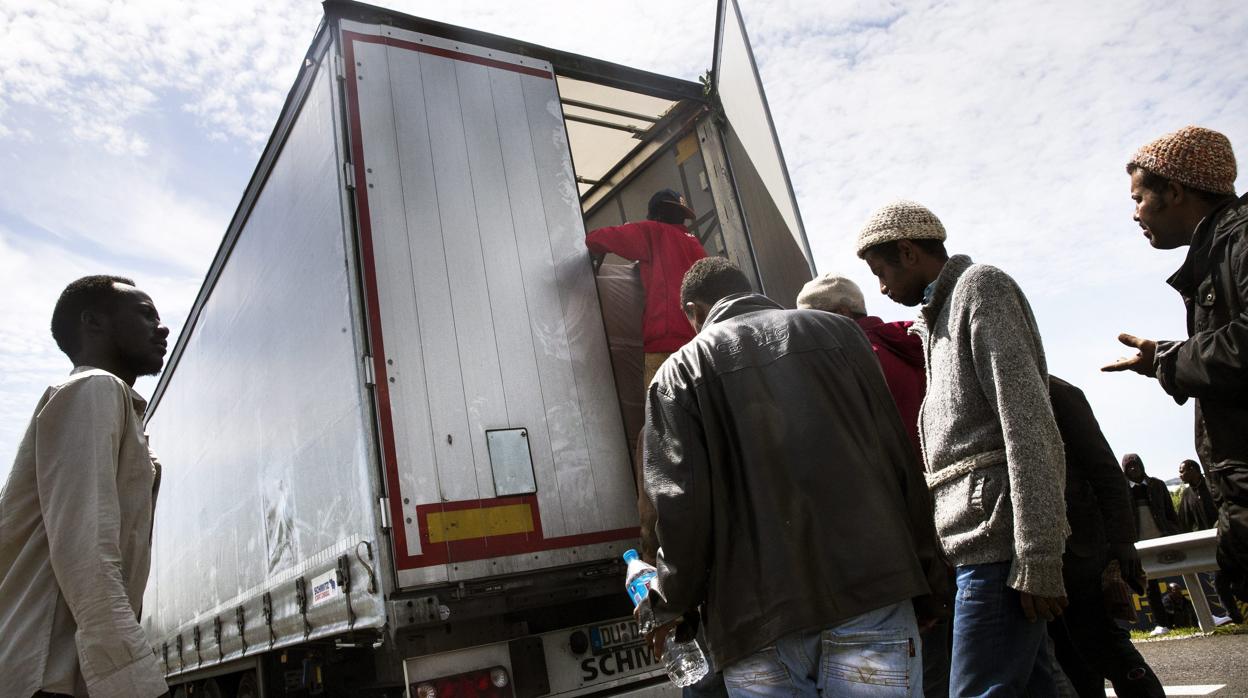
0;0;318;153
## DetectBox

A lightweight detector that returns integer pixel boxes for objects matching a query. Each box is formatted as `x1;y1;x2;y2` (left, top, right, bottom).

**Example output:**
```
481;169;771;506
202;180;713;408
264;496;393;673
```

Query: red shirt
855;316;926;455
586;221;707;352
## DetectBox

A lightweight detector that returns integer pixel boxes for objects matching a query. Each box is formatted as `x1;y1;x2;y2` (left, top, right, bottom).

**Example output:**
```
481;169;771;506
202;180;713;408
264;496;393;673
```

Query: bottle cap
622;549;639;563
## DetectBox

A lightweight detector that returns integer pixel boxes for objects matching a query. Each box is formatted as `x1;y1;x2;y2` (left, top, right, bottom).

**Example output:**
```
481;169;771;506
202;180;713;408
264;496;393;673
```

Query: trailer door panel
341;22;638;587
713;0;816;305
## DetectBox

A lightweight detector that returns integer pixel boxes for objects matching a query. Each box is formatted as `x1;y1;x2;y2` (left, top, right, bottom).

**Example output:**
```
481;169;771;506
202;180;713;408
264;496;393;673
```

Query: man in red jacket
586;189;708;388
797;273;925;454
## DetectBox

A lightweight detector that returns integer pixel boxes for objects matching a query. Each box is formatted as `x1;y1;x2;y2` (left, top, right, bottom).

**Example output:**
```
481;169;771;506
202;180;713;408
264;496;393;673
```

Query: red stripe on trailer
341;30;634;572
341;31;419;569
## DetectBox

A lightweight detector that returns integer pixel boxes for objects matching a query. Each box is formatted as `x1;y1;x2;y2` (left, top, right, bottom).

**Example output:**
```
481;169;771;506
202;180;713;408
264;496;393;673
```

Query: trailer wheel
199;678;226;698
235;671;260;698
171;687;188;698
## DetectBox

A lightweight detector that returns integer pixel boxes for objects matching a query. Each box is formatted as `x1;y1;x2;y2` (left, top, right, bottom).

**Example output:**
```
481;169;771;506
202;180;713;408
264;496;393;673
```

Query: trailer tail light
413;666;513;698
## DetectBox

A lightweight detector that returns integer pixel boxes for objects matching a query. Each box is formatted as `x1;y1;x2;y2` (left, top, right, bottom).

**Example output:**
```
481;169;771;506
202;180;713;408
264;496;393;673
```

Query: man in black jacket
1177;459;1244;624
1047;378;1163;697
1122;454;1179;541
643;258;945;698
1122;453;1180;632
1179;459;1219;532
1105;125;1248;612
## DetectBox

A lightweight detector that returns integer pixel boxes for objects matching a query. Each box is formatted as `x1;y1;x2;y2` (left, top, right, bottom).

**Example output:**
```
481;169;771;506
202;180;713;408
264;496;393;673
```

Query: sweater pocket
970;470;1004;522
933;465;1007;548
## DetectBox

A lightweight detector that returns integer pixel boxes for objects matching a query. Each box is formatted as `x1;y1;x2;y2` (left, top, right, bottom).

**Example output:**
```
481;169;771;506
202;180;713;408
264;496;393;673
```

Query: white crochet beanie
796;274;866;315
855;200;947;258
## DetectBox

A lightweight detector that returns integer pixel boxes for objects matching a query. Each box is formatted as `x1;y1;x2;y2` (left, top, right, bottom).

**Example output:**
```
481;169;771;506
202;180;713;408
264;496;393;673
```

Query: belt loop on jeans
925;449;1006;490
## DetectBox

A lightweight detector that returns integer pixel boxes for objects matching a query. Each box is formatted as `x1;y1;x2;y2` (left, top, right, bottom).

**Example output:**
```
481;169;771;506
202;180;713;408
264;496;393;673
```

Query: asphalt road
1131;633;1248;696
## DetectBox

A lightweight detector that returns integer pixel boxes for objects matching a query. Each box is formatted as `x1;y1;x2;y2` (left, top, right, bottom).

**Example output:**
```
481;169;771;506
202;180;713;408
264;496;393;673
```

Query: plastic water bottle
623;549;657;634
663;623;710;688
621;550;709;687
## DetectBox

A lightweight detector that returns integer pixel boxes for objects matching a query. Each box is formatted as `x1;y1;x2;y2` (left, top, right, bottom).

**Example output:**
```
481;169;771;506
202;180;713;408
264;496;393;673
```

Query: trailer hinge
334;52;346;81
193;625;202;666
337;553;357;628
176;633;184;670
362;355;376;386
236;605;249;655
344;161;357;190
295;577;312;638
262;592;275;648
213;615;224;661
378;497;391;530
161;641;169;672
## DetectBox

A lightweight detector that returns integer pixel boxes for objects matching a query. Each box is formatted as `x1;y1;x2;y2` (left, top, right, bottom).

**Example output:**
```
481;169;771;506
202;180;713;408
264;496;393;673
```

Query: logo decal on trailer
311;570;340;606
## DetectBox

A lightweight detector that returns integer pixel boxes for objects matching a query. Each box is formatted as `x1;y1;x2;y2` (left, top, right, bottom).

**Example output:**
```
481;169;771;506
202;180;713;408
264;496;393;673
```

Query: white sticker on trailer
311;570;341;606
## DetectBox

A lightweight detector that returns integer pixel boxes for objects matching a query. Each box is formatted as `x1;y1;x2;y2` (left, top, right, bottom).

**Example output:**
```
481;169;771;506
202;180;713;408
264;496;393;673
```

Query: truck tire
200;678;226;698
235;671;261;698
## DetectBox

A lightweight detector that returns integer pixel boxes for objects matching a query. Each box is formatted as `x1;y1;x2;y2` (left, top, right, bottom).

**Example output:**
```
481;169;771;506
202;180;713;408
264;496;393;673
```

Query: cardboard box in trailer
142;1;815;696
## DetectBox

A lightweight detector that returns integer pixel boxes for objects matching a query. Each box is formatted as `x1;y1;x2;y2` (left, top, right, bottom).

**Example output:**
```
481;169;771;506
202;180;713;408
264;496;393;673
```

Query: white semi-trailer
142;1;814;696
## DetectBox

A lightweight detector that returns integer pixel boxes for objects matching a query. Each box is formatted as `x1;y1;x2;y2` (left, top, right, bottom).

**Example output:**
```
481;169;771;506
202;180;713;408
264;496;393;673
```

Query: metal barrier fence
1135;529;1221;632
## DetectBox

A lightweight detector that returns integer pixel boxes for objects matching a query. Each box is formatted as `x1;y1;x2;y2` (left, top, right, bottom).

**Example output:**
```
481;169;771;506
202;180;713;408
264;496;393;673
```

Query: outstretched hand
1101;333;1157;376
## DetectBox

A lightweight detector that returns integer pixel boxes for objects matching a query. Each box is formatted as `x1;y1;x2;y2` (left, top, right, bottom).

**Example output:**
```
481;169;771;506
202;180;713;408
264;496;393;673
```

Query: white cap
796;274;866;315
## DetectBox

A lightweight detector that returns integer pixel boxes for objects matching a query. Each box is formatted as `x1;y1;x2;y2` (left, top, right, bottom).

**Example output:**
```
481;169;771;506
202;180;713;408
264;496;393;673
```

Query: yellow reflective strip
427;503;535;543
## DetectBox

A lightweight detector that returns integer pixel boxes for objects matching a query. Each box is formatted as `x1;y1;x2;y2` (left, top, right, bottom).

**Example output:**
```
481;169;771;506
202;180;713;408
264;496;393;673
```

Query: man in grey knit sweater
857;200;1070;697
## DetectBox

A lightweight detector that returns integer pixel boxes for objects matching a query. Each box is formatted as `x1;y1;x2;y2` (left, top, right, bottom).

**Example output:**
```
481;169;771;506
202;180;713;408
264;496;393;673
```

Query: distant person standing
586;188;708;388
0;276;171;698
1103;125;1248;617
1047;378;1163;698
1178;459;1244;624
857;200;1069;697
1122;453;1180;634
797;273;926;455
1122;454;1179;541
1178;459;1219;533
585;188;707;563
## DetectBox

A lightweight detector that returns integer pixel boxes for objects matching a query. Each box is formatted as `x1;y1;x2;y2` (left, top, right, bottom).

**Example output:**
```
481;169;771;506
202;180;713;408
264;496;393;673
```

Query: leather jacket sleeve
643;386;712;624
1155;229;1248;402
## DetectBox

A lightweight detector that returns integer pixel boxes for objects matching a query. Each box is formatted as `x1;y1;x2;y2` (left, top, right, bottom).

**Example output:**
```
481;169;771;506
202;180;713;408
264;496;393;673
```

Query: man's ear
79;308;109;337
1165;179;1186;206
897;239;920;267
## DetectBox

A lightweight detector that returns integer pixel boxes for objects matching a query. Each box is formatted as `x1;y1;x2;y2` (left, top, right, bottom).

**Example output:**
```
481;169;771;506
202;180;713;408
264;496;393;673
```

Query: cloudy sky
1;0;1244;484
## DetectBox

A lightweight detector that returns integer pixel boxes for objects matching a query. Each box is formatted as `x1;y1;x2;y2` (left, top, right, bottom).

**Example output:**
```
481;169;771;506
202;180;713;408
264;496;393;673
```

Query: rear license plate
541;616;664;694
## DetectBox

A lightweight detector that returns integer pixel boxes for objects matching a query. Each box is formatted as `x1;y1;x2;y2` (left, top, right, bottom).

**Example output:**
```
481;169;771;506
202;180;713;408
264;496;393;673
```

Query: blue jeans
950;562;1057;697
722;601;922;698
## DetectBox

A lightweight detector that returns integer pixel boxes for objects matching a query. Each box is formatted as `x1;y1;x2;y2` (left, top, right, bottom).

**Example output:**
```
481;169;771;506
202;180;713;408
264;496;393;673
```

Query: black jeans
1049;557;1164;698
1145;582;1172;628
1215;570;1245;623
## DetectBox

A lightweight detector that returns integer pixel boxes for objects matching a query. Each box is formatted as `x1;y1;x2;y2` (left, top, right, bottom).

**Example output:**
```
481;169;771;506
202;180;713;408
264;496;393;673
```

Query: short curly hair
50;275;136;357
680;257;752;307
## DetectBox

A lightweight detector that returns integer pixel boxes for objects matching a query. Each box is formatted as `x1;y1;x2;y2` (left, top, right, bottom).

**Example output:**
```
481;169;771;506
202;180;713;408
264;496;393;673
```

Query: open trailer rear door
338;20;639;590
713;0;815;305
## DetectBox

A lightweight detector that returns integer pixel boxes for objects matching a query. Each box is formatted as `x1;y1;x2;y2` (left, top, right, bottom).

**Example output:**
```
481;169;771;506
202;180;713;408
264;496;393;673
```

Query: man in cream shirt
0;275;170;698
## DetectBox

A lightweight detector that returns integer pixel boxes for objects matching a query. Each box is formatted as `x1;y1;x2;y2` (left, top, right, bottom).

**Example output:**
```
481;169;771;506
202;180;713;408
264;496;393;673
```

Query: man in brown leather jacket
642;257;945;697
1105;125;1248;614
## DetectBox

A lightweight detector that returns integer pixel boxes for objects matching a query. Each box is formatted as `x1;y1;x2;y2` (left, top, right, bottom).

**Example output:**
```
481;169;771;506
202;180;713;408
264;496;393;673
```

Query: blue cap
623;549;639;563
